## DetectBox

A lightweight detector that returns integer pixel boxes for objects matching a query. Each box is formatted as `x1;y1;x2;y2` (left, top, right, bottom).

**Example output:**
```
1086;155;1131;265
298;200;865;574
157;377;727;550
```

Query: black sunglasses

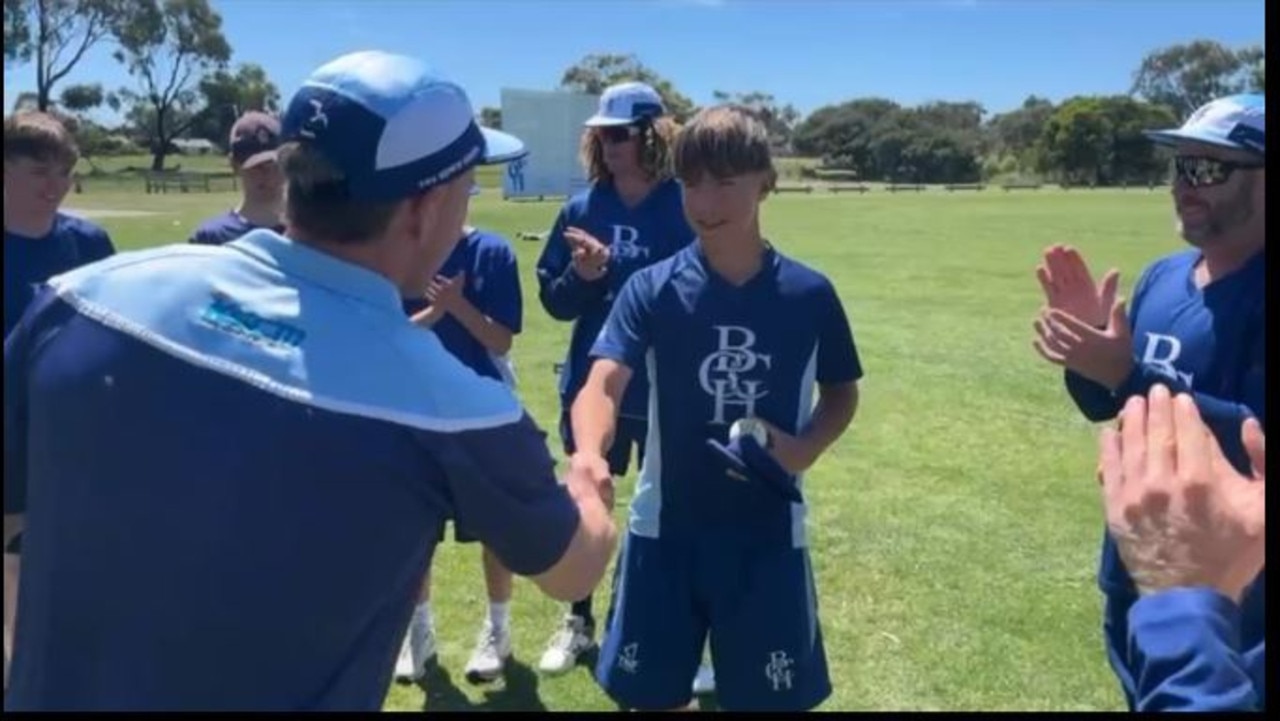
1172;155;1264;188
598;124;643;144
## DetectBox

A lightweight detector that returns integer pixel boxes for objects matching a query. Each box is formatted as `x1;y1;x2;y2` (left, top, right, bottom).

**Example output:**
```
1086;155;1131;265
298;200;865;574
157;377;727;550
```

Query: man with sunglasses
1030;93;1266;709
187;112;285;246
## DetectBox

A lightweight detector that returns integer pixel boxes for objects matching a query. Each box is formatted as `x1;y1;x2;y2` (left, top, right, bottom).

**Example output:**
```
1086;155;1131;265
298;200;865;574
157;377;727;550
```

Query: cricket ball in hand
730;417;768;447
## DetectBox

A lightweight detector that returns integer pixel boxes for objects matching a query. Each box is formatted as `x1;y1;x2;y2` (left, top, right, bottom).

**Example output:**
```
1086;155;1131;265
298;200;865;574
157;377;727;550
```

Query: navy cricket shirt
3;230;579;711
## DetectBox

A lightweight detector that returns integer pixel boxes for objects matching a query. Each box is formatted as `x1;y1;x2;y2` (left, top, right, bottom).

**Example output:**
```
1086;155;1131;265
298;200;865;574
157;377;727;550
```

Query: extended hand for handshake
1098;384;1265;603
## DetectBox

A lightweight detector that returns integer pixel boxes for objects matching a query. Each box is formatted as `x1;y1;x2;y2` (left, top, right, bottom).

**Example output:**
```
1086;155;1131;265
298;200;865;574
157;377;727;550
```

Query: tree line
3;1;1265;183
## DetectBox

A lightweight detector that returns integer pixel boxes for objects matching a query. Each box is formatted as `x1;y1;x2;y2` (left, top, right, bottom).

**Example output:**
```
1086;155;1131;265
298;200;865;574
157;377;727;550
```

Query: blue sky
2;0;1264;124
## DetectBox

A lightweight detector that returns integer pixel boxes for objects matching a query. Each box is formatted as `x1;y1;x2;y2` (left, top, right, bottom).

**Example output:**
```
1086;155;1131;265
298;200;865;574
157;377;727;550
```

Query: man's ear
404;186;448;242
760;169;777;199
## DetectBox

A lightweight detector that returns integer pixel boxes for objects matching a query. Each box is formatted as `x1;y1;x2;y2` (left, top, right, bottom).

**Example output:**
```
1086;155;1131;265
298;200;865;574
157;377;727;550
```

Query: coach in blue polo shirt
3;50;617;711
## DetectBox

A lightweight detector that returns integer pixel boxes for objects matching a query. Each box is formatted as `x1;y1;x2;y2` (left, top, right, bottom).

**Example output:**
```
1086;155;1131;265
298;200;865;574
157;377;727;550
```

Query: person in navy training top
576;105;862;712
2;50;617;711
1031;93;1265;709
1097;385;1265;712
188;111;286;246
533;81;699;681
2;110;115;690
395;212;529;686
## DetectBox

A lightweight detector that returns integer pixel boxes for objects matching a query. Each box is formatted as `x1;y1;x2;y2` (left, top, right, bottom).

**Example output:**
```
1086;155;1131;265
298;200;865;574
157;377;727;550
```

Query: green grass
64;184;1180;711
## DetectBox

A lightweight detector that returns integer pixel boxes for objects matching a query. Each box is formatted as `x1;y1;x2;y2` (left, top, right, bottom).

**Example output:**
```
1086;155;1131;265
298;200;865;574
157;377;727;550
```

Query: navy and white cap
281;50;527;201
583;81;667;127
1144;93;1265;157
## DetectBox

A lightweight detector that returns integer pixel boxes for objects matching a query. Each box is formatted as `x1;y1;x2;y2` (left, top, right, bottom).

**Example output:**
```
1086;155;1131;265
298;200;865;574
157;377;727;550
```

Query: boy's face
681;170;770;240
597;124;643;176
4;156;74;218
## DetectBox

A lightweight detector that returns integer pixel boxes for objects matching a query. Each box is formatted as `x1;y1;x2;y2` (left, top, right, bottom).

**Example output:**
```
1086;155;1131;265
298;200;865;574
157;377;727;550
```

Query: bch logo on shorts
618;642;641;674
765;650;794;691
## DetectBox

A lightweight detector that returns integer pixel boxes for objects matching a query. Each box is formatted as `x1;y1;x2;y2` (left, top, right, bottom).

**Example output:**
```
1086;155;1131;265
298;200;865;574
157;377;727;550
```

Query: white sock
415;601;434;631
489;601;511;631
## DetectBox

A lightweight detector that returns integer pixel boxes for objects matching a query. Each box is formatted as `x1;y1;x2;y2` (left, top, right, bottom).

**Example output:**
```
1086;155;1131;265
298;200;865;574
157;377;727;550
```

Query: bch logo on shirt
609;224;650;261
1142;332;1195;387
699;325;772;424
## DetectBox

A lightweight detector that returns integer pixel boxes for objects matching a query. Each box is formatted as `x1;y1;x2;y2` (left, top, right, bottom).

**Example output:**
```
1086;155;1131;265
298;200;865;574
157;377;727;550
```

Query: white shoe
692;662;716;695
393;611;436;683
537;615;595;675
464;621;512;684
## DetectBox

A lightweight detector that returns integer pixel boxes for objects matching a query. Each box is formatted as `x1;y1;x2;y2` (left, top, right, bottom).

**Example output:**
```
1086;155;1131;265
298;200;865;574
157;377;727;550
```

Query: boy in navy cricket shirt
572;105;862;711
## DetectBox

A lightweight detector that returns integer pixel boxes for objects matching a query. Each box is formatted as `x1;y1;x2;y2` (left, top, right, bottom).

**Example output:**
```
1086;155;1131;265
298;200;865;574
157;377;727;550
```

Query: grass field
62;180;1182;712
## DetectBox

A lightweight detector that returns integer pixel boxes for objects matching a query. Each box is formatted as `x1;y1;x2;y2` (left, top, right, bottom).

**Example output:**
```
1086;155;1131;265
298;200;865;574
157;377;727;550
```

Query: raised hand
1036;245;1120;328
566;226;610;282
424;272;467;314
1032;296;1135;390
1098;385;1266;603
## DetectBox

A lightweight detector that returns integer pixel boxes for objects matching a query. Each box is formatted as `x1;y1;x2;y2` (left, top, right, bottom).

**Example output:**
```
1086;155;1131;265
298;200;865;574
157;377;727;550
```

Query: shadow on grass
417;657;548;712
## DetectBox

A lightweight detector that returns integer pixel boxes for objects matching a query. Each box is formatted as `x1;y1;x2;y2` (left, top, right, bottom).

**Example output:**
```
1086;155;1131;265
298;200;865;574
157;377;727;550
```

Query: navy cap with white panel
582;81;666;127
280;50;526;200
1142;93;1265;156
3;51;568;712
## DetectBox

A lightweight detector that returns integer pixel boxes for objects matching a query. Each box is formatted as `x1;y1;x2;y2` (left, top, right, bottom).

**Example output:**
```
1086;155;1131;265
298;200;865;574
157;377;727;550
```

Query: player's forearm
448;299;515;355
2;515;22;551
794;383;858;470
570;378;621;459
532;473;619;602
537;266;607;321
409;304;447;329
4;552;18;692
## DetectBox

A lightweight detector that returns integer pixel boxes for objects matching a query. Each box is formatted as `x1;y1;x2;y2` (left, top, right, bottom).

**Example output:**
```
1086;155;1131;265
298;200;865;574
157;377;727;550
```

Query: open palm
1036;245;1119;328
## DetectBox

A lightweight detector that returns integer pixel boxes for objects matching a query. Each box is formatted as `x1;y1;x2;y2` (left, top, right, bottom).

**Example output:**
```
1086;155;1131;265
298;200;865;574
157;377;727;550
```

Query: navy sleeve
83;225;116;263
481;242;523;335
1065;265;1265;460
3;311;31;517
1111;335;1265;470
1127;589;1262;711
415;413;579;576
815;280;863;385
536;204;608;321
4;286;68;516
589;271;653;373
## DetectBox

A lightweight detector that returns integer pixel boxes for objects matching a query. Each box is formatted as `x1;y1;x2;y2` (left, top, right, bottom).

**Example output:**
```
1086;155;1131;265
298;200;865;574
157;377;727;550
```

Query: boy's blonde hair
4;111;79;169
579;116;680;184
673;105;777;192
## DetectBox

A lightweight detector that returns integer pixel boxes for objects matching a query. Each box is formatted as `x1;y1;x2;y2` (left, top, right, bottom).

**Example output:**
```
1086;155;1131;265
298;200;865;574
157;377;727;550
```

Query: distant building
172;138;218;155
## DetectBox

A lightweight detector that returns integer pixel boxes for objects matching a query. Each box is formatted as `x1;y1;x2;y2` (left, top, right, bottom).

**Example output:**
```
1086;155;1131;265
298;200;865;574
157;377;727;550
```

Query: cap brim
1143;128;1254;152
239;149;279;169
583;115;634;128
480;127;527;164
